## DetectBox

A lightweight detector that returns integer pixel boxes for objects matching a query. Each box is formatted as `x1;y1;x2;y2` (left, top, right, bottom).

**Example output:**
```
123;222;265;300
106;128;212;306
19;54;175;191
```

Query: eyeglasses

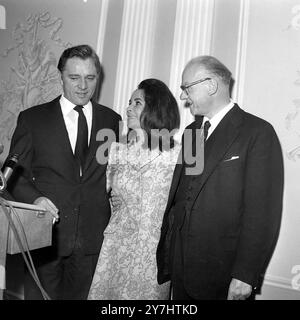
180;77;211;94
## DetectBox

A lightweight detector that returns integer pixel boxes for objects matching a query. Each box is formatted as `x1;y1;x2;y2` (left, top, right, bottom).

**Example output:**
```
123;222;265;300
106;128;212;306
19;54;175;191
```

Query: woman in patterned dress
88;79;181;300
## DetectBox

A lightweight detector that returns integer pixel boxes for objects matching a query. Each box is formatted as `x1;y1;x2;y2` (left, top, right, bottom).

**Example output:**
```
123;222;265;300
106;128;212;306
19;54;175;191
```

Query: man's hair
57;44;101;74
187;55;232;85
137;78;180;150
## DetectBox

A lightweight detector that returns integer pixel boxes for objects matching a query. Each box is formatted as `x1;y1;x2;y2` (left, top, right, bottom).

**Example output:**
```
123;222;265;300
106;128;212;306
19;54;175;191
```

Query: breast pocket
214;157;244;199
219;157;240;168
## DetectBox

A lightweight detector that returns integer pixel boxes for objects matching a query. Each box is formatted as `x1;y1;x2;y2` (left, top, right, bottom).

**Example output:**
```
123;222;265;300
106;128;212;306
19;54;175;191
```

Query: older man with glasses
157;55;284;300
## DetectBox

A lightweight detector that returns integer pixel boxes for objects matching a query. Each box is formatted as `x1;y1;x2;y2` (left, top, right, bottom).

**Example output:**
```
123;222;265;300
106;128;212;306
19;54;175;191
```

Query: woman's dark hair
137;78;180;151
57;44;101;75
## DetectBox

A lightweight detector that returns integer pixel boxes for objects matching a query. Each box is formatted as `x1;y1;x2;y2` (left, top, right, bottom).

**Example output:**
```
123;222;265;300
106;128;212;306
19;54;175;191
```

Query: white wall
242;0;300;299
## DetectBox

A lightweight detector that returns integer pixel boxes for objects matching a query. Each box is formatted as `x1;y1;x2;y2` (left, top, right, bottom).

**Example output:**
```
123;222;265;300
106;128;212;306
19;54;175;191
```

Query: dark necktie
74;105;88;174
203;120;211;141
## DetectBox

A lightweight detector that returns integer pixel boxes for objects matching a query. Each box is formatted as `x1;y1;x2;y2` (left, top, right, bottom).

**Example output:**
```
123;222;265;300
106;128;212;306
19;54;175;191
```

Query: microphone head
2;154;19;182
5;154;19;168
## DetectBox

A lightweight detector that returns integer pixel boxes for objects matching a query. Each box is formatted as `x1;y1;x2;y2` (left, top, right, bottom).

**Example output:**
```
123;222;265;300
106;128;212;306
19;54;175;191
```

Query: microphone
2;154;19;183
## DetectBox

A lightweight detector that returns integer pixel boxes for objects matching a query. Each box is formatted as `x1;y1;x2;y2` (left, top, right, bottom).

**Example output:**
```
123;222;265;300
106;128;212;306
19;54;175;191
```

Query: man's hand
34;196;59;223
227;278;252;300
110;190;122;211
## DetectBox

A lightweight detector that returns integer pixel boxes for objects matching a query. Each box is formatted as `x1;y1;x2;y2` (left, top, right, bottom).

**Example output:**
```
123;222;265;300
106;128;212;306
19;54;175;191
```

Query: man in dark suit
7;45;121;299
157;55;284;300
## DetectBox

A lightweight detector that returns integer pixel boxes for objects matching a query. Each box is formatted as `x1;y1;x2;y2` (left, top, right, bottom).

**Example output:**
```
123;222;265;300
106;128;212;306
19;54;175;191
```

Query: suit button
186;196;191;201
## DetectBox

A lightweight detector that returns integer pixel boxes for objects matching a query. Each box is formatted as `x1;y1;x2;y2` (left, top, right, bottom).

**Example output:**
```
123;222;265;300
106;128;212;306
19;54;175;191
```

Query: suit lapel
51;100;107;180
46;97;79;181
83;102;106;175
162;119;202;216
51;97;76;164
189;105;244;208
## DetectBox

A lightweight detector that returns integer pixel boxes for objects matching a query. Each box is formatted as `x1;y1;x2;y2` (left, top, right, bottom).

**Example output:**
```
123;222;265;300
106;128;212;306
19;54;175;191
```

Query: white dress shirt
203;100;235;140
59;95;93;153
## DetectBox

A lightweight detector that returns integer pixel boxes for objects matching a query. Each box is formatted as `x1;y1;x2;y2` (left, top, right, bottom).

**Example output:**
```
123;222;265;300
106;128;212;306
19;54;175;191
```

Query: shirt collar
59;95;92;116
203;100;235;130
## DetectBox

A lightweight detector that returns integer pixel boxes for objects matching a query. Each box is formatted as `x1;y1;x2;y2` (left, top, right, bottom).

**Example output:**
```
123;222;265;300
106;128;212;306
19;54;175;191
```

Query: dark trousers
170;226;252;300
24;245;99;300
170;227;196;300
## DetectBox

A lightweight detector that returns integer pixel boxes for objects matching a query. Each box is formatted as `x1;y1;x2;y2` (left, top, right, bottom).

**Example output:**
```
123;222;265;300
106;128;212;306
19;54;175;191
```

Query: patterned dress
88;141;180;300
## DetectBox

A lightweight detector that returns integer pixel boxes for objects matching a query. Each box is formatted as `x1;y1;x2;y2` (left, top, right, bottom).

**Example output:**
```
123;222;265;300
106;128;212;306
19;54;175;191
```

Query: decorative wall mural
288;4;300;31
285;96;300;161
0;12;72;161
284;6;300;161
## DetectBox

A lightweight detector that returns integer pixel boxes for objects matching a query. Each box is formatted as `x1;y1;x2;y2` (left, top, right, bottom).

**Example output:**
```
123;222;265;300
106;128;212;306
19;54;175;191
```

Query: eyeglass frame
180;77;211;94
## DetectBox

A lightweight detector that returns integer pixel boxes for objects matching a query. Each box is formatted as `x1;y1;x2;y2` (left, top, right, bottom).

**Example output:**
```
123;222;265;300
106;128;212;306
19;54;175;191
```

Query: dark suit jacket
157;104;284;299
8;96;121;256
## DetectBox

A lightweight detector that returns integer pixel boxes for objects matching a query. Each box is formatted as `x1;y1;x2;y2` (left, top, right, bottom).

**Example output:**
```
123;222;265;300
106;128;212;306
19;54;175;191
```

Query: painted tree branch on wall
0;12;72;162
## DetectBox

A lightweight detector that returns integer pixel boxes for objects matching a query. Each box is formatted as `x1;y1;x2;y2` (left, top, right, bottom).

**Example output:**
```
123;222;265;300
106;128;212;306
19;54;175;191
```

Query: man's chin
75;100;90;106
73;94;93;105
189;106;196;116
